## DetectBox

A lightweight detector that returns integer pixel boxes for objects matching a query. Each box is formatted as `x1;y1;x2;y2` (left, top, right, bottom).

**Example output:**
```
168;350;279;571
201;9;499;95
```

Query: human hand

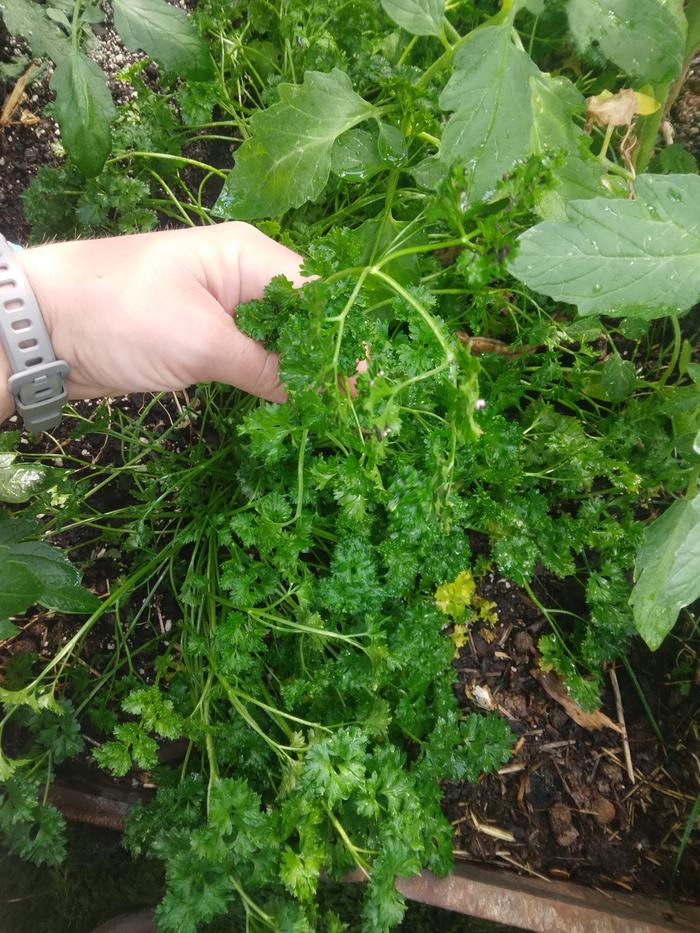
0;223;306;423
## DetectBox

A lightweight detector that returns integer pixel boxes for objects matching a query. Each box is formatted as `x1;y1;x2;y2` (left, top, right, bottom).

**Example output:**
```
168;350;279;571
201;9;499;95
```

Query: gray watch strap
0;235;69;432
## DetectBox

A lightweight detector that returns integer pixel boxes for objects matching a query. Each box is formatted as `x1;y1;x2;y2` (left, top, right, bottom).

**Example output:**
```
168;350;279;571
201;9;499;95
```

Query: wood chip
1;64;38;128
470;810;516;842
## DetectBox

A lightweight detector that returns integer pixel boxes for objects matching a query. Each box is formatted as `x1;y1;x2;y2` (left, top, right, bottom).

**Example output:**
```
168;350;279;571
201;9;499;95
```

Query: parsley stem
324;805;371;877
369;267;454;360
107;152;227;178
656;315;681;389
375;235;474;267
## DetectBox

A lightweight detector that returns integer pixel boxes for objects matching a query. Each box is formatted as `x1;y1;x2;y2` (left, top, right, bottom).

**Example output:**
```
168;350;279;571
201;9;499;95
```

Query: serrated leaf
10;541;80;590
567;0;686;83
529;72;607;218
650;144;699;176
509;174;700;318
0;547;43;619
380;0;445;37
40;583;100;614
0;0;70;61
0;453;50;503
112;0;212;80
630;493;700;650
215;69;376;219
377;123;407;165
0;540;98;614
50;51;115;177
439;22;538;203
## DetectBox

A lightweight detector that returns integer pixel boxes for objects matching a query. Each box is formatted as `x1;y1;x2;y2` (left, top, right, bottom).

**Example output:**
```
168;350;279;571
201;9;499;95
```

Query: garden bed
2;2;700;931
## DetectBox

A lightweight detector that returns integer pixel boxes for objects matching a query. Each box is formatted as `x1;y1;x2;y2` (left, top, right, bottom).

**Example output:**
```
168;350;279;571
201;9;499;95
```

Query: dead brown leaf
0;64;38;129
587;89;638;128
531;668;621;732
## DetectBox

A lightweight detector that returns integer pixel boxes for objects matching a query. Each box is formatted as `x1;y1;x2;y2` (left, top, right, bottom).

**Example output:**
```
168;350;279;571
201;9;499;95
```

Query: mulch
445;573;700;905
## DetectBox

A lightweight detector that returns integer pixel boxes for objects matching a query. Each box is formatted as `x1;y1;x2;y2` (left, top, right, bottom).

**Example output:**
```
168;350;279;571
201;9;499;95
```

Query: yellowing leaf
435;569;476;619
450;623;468;658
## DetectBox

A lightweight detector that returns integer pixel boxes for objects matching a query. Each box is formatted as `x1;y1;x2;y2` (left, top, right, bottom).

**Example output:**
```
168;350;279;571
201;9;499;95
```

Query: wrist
0;239;69;431
0;347;15;424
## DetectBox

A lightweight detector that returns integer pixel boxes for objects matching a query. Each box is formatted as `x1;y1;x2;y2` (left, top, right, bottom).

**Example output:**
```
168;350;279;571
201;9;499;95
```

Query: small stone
549;802;572;835
592;795;616;826
556;826;580;847
514;630;535;654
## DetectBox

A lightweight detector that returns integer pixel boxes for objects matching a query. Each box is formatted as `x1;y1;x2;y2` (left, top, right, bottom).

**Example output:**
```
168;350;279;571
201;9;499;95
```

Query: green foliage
0;0;208;177
50;49;116;177
630;493;700;650
510;175;700;318
439;19;539;203
0;513;99;636
215;69;377;219
8;0;700;929
380;0;446;37
566;0;686;83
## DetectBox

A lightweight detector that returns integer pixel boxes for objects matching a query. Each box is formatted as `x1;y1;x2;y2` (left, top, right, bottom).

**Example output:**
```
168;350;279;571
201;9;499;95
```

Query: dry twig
610;665;636;783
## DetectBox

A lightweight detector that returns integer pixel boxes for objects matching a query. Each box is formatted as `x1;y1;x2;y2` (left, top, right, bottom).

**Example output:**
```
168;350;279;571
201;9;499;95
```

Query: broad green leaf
10;541;80;590
0;0;70;62
50;51;115;178
0;547;43;620
529;72;608;218
331;129;382;181
112;0;212;80
9;542;99;613
410;155;447;191
601;356;636;401
509;174;700;318
39;584;100;614
630;493;700;649
439;22;538;203
0;515;37;545
0;453;50;503
215;70;376;219
377;123;407;165
380;0;445;36
567;0;686;83
0;619;20;640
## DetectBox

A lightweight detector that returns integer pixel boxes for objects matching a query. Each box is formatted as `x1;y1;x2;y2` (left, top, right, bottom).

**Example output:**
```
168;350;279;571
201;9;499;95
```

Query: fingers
231;222;309;302
213;329;287;403
192;291;287;402
189;223;306;400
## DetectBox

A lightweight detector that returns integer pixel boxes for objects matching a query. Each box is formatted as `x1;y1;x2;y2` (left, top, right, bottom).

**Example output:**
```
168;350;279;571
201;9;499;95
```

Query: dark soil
673;54;700;163
444;572;700;905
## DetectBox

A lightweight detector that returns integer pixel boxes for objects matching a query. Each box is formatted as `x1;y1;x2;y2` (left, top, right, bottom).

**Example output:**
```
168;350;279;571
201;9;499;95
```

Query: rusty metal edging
57;784;699;933
392;863;700;932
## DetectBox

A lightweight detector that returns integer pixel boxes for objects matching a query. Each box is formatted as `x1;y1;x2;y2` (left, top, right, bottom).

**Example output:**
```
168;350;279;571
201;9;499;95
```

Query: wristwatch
0;235;69;432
